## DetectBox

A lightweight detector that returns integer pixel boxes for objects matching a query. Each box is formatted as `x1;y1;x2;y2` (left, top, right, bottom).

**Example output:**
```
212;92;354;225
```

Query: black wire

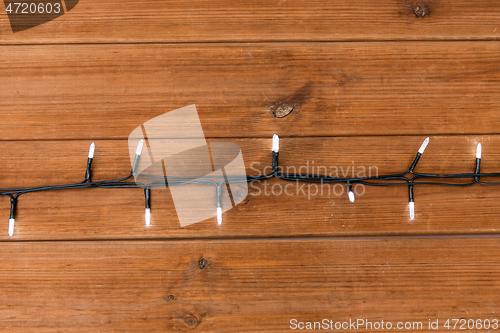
1;141;497;222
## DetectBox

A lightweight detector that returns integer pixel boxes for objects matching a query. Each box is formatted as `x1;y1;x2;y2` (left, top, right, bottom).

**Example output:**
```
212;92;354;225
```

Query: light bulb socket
132;140;144;174
85;157;93;182
409;183;416;220
9;196;17;220
144;188;151;209
408;185;414;202
215;184;223;225
475;158;481;182
272;151;279;175
216;184;222;208
409;153;421;173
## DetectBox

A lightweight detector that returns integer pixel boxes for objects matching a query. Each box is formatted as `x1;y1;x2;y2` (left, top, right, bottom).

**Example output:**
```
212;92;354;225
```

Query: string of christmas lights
2;136;495;236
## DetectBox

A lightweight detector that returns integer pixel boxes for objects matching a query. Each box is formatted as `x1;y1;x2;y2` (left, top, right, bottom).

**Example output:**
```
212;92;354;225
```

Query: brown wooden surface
0;239;499;332
1;0;499;330
1;136;500;241
2;42;500;140
1;0;500;43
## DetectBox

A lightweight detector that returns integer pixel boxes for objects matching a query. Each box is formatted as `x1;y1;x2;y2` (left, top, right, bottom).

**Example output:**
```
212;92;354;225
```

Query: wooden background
1;0;500;331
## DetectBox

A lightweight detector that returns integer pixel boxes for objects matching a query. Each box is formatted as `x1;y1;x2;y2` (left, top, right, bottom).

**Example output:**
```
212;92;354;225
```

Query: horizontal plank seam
1;39;500;46
3;233;500;243
4;133;500;142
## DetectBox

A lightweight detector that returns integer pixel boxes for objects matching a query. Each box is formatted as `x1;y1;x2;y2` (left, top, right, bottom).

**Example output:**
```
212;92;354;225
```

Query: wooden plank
1;136;500;240
1;0;500;43
0;238;498;331
2;42;500;140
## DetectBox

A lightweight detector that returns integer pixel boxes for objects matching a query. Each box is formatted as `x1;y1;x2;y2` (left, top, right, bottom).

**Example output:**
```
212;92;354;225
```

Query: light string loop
2;138;491;236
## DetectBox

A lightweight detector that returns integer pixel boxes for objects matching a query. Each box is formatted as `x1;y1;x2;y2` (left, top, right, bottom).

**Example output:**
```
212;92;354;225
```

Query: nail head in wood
414;5;427;17
198;258;208;269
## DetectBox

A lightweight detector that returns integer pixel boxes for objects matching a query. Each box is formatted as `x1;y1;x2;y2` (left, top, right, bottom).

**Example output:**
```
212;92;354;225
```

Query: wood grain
2;42;500;140
0;136;499;240
1;0;500;43
0;238;498;331
1;0;498;328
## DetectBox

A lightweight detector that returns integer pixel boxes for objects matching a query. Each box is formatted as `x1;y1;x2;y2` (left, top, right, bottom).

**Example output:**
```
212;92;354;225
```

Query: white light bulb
136;139;144;156
476;143;482;159
348;190;355;203
145;208;151;227
217;207;222;225
88;142;95;159
418;137;430;154
409;202;415;220
8;218;14;237
272;134;279;153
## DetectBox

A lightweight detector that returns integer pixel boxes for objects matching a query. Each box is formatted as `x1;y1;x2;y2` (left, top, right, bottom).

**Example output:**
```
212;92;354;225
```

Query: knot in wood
184;315;198;326
272;102;294;118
